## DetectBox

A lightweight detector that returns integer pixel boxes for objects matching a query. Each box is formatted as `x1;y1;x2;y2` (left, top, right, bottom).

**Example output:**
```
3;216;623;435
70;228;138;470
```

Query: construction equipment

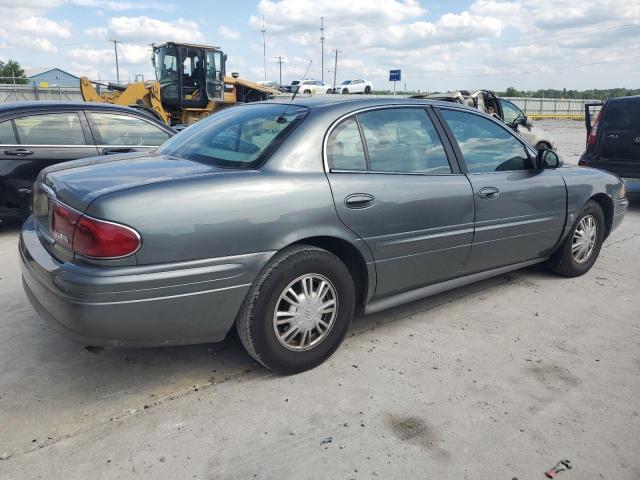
80;42;280;126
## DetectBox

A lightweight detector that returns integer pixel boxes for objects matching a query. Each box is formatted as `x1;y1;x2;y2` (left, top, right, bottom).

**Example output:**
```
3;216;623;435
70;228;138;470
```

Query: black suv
580;96;640;195
0;102;174;221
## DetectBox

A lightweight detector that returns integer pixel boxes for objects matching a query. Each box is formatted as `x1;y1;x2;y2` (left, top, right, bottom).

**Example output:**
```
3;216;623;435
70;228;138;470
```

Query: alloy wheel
572;214;597;263
273;274;338;351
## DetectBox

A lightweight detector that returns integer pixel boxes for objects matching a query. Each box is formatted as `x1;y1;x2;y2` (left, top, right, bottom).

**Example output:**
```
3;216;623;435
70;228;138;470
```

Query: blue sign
389;69;401;81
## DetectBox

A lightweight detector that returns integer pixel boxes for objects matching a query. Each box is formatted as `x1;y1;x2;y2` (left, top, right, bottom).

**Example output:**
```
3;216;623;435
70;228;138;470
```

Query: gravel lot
535;119;587;164
1;121;639;480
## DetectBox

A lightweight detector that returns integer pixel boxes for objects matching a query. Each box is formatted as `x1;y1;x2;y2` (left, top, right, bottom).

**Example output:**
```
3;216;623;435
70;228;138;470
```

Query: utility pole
110;39;121;84
261;15;267;81
332;49;341;89
320;17;325;84
275;56;285;86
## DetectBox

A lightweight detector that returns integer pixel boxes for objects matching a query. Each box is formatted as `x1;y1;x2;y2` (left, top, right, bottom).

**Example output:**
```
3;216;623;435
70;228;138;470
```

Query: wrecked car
412;90;554;151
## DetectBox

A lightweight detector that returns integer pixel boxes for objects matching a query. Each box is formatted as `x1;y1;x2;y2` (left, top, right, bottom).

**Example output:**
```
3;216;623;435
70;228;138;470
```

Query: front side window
157;104;308;168
14;112;86;145
358;108;451;173
441;109;532;173
499;99;524;125
327;117;367;171
0;120;16;144
88;112;170;146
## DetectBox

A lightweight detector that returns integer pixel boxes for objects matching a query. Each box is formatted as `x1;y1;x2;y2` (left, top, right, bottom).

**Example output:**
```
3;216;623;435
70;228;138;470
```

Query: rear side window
358;108;451;173
14;112;86;145
441;109;532;173
327;117;367;170
603;100;640;129
157;104;308;168
0;120;16;144
88;112;171;146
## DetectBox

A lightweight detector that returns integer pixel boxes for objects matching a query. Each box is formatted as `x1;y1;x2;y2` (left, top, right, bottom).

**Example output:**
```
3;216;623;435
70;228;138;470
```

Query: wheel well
292;236;369;306
590;193;614;238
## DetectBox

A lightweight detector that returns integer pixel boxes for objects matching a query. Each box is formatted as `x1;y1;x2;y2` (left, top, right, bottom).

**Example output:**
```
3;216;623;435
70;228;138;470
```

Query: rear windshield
157;104;308;168
604;99;640;129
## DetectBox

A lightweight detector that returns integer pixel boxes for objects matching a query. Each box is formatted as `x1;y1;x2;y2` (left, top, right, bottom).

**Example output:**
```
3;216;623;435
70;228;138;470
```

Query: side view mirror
537;148;560;169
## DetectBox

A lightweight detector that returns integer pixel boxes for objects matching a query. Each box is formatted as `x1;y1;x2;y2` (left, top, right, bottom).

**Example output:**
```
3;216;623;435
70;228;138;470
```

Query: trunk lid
32;152;222;253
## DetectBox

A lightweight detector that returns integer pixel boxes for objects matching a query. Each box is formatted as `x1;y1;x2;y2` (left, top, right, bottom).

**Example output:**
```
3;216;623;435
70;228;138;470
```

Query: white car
336;79;373;94
289;79;333;95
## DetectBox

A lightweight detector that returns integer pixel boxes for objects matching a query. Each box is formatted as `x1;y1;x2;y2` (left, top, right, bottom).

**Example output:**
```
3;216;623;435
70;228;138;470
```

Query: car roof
263;96;463;112
0;101;156;116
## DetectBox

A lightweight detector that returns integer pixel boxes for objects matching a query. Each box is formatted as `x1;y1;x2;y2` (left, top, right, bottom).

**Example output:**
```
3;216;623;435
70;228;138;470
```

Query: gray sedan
20;98;628;373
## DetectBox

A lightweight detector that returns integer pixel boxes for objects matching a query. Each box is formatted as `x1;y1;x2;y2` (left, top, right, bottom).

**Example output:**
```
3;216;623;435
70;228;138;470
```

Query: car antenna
276;59;313;124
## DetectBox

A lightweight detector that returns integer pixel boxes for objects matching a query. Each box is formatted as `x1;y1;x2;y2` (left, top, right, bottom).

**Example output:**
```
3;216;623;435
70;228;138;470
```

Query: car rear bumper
20;216;272;347
621;177;640;194
612;197;628;232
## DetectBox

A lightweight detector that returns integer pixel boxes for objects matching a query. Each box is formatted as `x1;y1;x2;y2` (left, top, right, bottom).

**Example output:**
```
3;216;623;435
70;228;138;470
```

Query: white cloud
219;25;240;39
106;15;204;42
15;16;72;38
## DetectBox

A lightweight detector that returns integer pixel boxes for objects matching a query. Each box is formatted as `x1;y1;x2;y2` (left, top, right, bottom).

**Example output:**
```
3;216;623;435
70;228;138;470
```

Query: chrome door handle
345;193;374;209
4;149;33;156
478;187;500;199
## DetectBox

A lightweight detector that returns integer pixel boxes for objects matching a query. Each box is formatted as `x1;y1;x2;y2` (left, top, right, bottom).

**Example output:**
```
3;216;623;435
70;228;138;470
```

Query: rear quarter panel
559;164;625;239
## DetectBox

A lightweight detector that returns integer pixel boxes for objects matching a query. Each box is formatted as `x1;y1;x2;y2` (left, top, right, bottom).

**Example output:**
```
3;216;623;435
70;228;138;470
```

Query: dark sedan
20;98;627;373
0;102;174;221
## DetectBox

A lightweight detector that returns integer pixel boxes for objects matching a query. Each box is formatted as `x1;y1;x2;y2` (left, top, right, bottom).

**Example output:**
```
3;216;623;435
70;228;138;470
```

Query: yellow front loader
80;42;279;126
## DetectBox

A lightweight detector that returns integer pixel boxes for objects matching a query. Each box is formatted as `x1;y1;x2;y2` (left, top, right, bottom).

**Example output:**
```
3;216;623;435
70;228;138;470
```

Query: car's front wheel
364;86;371;94
549;200;605;277
236;245;355;374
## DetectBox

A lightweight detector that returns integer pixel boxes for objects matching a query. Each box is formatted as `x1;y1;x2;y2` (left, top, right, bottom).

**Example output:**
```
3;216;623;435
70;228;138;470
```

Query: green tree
0;60;29;85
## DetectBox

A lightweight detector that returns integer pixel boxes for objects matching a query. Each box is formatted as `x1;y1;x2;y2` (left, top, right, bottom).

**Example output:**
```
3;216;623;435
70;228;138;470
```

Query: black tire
342;88;349;94
364;86;371;94
549;200;605;277
303;89;312;95
236;245;355;374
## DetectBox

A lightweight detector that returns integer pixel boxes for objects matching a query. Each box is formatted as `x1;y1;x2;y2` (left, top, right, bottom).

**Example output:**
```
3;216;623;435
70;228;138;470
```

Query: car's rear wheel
364;86;371;94
236;245;355;374
303;89;312;95
549;200;605;277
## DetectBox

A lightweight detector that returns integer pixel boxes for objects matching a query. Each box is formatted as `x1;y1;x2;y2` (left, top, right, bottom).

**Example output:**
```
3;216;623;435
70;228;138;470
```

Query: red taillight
73;215;141;258
588;110;601;145
51;202;140;258
52;203;80;249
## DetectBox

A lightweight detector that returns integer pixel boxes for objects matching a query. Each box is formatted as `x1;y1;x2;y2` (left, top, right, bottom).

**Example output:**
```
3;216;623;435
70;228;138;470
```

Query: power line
320;17;325;84
109;39;121;84
331;49;341;88
275;56;285;85
261;15;267;81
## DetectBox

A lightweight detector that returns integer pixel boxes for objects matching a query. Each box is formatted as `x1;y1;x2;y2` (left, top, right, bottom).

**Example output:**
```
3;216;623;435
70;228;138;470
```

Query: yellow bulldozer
80;41;280;126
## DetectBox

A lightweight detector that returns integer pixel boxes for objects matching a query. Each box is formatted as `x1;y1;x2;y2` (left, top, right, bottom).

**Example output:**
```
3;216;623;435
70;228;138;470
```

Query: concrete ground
1;122;639;479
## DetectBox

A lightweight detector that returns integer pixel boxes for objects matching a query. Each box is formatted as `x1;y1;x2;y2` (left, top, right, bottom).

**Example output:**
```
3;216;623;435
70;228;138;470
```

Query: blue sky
1;0;639;91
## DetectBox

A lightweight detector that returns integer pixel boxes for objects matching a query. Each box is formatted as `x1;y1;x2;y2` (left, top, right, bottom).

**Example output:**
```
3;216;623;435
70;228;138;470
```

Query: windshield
291;80;300;85
157;104;309;168
154;45;178;84
341;80;351;85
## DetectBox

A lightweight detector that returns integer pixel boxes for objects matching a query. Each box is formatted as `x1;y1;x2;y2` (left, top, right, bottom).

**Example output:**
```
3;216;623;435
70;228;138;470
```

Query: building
24;67;80;88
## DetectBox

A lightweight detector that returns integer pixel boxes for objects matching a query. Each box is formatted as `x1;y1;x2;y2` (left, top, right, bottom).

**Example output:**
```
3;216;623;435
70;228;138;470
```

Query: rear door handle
345;193;375;209
4;149;33;156
478;187;500;199
102;147;136;155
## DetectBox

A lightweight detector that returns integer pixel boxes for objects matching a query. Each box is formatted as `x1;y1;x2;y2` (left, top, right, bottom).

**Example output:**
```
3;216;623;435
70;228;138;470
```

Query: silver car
20;98;628;373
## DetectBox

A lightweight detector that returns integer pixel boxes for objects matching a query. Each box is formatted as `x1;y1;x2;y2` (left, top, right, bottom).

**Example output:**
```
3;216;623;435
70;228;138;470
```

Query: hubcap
572;214;597;264
273;274;338;351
